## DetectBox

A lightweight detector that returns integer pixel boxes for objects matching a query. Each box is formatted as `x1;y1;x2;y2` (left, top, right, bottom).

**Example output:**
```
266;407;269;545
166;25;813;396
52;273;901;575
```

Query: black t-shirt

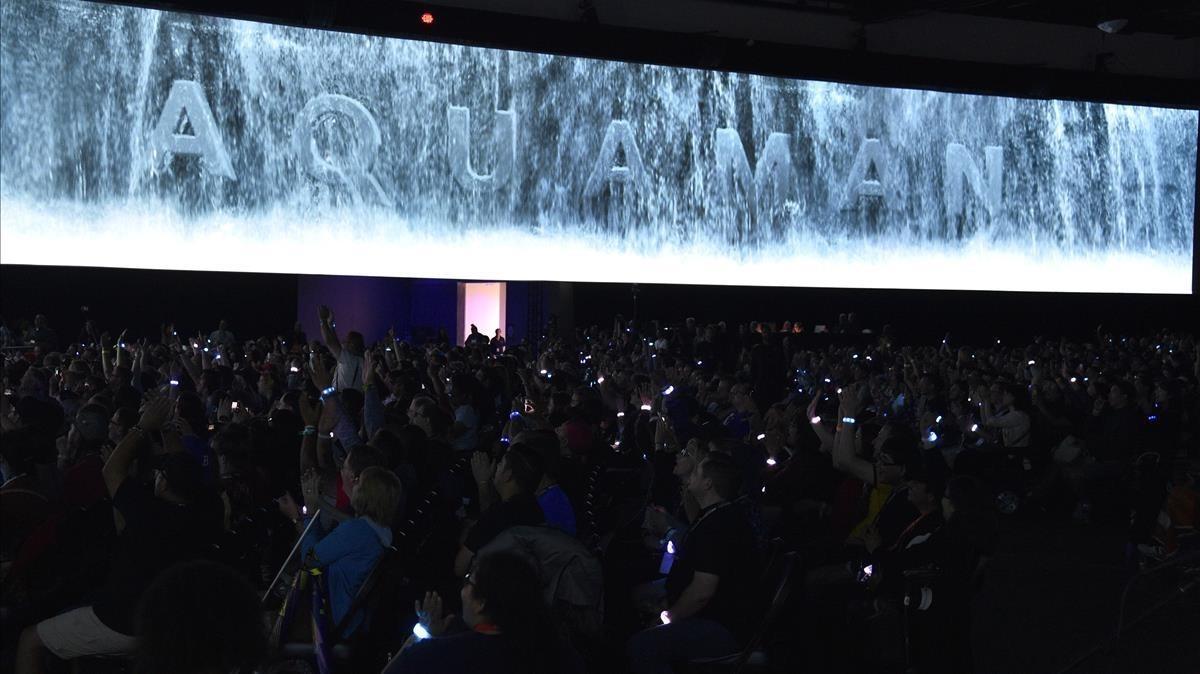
463;493;544;553
664;501;761;638
384;630;582;674
91;479;219;635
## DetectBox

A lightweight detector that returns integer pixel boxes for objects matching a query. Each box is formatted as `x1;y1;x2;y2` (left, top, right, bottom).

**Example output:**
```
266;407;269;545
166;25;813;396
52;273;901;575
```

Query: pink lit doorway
457;282;506;347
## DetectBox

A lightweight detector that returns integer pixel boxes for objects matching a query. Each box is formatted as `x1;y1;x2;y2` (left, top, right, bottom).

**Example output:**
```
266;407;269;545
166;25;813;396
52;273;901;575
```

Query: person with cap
14;395;221;674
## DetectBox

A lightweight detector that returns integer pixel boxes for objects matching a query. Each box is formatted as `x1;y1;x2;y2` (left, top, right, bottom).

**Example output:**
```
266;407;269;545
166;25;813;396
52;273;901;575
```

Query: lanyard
696;501;729;532
890;511;935;552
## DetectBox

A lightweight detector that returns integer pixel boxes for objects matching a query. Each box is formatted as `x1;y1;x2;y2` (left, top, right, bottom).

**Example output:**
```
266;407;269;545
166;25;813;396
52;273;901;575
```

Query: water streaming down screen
0;0;1196;293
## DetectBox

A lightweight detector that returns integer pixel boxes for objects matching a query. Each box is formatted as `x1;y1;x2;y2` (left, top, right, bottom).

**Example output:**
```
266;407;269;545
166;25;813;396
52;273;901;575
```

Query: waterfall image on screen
1;0;1196;292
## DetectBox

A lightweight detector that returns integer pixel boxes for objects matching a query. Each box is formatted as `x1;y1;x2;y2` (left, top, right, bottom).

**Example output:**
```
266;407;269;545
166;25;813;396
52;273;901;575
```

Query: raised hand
298;395;321;427
363;349;376;385
310;355;333;392
470;451;495;486
318;395;339;436
216;397;233;423
414;591;456;638
318;305;333;323
300;468;321;506
805;392;821;423
838;382;868;416
138;394;174;431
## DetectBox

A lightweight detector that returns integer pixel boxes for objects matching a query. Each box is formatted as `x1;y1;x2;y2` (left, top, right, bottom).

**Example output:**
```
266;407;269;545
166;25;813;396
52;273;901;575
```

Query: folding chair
275;546;400;671
685;551;800;673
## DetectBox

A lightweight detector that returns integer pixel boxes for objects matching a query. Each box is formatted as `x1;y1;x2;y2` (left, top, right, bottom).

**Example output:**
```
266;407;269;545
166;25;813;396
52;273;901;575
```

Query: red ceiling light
420;11;435;25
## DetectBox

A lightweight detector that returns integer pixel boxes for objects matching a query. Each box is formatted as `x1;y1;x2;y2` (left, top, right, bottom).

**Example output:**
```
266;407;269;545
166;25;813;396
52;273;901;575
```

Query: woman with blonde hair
278;465;402;636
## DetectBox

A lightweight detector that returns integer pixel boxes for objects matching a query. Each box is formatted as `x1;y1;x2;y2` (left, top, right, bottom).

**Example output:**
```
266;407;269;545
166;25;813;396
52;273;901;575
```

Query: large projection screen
1;0;1196;293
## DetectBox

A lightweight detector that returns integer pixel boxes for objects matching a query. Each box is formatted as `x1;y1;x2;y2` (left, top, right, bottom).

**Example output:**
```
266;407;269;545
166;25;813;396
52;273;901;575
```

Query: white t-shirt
334;350;364;391
987;409;1032;448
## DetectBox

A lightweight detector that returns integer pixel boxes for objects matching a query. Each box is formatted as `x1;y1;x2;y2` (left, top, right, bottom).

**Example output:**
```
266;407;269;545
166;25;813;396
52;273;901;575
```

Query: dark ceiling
719;0;1200;37
91;0;1200;101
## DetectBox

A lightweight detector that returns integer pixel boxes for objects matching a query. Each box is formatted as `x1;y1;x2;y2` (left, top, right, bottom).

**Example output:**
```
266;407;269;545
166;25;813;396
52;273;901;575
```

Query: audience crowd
1;309;1197;674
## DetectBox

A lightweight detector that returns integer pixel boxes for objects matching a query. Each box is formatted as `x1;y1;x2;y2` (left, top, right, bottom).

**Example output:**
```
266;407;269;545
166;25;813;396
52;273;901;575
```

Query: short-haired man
627;453;761;674
455;446;545;576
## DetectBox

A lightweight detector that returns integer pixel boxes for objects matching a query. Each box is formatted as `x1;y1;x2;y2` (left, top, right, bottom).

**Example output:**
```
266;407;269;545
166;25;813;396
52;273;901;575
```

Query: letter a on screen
584;120;649;198
149;80;236;179
840;138;895;209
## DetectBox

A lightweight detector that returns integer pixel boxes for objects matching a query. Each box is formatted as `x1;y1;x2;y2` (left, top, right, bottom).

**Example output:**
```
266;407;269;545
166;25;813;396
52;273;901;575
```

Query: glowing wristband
319;386;336;400
841;416;857;425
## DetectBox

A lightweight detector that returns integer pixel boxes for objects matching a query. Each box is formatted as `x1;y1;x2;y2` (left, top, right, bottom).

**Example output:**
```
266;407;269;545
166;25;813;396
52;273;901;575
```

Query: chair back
329;545;400;645
729;551;799;673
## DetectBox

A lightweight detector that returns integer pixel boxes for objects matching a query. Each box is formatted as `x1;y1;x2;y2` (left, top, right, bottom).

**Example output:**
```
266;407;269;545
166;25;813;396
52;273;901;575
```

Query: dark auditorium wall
295;276;547;346
0;265;298;342
295;275;459;347
572;283;1200;345
3;264;1197;348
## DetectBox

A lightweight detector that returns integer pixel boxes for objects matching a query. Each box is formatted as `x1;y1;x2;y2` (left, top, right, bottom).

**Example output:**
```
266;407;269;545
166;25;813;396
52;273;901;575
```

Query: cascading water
1;0;1196;292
